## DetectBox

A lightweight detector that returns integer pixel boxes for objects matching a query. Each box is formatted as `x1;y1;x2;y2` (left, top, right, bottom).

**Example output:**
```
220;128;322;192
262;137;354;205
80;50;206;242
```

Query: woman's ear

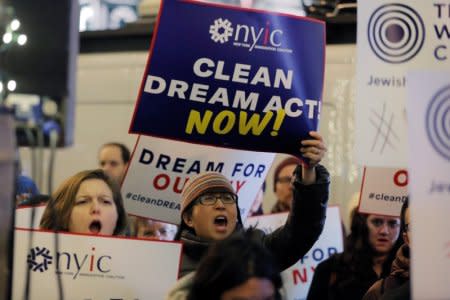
182;212;194;228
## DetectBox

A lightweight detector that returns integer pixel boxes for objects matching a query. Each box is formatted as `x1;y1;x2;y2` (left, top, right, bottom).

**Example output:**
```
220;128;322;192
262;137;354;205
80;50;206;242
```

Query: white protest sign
245;206;343;300
12;229;182;300
358;167;409;216
122;135;275;224
356;0;450;167
15;205;46;229
407;71;450;300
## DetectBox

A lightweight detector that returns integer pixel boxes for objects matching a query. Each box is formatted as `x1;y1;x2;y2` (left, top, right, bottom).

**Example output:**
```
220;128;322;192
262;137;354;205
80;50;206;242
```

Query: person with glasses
307;209;403;300
363;199;411;300
271;156;303;213
174;131;330;278
133;216;178;241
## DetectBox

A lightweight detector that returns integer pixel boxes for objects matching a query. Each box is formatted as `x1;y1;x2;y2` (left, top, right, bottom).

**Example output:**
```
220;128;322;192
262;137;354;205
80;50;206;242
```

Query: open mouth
89;220;102;234
214;216;228;229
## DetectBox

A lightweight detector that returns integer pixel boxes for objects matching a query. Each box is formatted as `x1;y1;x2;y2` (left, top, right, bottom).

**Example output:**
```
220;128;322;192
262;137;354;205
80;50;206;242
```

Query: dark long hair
333;209;403;287
187;229;283;300
400;198;409;234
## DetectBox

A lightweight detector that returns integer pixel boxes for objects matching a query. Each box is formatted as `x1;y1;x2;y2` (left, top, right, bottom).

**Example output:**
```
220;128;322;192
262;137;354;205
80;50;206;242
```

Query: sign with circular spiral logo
368;3;425;64
426;84;450;161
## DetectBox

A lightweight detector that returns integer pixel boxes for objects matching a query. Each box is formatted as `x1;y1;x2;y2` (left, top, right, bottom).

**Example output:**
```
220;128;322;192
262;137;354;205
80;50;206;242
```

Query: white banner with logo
122;135;275;224
356;0;450;167
15;205;46;229
407;71;450;299
245;206;343;300
358;167;409;216
12;229;182;300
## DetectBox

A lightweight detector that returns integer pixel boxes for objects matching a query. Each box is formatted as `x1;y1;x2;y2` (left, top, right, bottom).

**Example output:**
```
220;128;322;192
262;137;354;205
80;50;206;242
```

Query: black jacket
362;244;411;300
307;251;392;300
178;164;330;278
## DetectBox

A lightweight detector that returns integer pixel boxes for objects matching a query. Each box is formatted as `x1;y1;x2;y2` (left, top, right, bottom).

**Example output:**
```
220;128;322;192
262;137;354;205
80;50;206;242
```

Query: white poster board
12;229;182;300
358;167;408;216
122;135;275;224
356;0;450;167
15;205;46;229
245;206;343;300
407;71;450;300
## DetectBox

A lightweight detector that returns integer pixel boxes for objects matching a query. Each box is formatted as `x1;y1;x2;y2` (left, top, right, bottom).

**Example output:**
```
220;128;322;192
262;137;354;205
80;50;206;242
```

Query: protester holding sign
167;229;283;300
307;209;402;300
174;131;329;277
40;169;128;236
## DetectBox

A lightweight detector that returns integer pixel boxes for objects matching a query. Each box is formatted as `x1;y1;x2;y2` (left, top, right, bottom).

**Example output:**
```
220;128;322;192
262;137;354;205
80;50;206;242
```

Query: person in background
167;228;283;300
98;142;130;184
363;199;411;300
307;209;403;300
133;217;178;241
16;194;50;208
175;131;329;278
40;169;127;236
14;149;40;206
271;156;303;213
15;174;40;206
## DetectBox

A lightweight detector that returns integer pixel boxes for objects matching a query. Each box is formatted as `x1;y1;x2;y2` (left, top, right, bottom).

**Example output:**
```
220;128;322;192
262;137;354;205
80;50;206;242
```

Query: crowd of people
14;132;412;299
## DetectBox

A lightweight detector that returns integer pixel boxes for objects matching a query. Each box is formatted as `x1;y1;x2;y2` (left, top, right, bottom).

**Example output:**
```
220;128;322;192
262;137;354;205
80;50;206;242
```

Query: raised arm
301;131;327;184
261;131;330;271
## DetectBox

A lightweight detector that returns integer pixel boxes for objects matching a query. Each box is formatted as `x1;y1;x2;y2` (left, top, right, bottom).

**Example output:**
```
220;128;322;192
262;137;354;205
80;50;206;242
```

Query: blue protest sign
130;0;325;158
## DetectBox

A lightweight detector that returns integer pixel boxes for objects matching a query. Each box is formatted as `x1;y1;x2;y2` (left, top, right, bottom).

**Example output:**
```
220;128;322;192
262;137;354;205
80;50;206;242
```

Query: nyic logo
209;18;233;44
368;3;425;63
209;18;292;53
26;246;113;279
27;247;53;272
425;84;450;161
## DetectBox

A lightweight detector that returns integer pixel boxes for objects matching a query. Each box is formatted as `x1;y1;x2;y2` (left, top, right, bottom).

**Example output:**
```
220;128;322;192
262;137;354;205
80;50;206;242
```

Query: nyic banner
12;229;182;299
129;0;325;158
15;205;46;229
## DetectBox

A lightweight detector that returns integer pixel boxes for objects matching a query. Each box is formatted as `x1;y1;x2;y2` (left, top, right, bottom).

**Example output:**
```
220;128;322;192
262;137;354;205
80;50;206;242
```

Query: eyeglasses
370;218;400;229
276;176;292;184
196;192;238;206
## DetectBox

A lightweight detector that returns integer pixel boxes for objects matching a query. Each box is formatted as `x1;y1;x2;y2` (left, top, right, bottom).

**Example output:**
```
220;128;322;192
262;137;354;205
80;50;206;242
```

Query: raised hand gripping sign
129;0;325;158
